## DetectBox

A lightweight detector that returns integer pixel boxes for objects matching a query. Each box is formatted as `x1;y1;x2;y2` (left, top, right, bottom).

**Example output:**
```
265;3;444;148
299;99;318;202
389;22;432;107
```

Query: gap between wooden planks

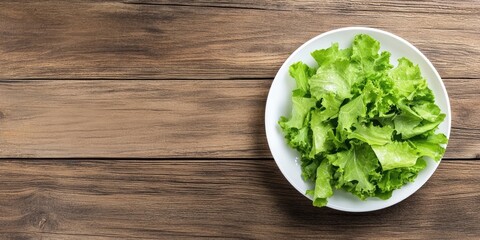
0;1;478;79
129;0;480;14
0;79;477;159
0;159;477;239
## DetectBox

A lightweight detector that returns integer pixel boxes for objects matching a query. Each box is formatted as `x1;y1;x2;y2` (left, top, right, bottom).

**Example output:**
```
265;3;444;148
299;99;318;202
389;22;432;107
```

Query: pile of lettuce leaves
279;34;447;207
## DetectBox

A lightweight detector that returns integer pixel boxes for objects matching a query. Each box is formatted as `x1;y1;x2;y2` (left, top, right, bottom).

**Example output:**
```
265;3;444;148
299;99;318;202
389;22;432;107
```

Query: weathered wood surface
0;79;477;159
0;1;478;79
0;160;478;239
0;1;479;239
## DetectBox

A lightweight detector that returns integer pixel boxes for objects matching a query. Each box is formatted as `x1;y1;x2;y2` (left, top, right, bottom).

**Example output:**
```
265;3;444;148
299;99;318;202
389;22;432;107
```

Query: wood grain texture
0;160;478;239
0;1;478;79
142;0;480;14
0;79;477;159
0;80;270;158
0;1;477;239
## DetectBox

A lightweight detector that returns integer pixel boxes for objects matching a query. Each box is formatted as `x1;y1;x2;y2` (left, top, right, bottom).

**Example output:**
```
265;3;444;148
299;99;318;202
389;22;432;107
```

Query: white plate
264;27;451;212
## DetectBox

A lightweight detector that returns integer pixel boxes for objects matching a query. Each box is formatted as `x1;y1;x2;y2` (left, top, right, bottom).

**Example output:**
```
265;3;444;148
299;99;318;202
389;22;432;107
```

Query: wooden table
0;1;478;239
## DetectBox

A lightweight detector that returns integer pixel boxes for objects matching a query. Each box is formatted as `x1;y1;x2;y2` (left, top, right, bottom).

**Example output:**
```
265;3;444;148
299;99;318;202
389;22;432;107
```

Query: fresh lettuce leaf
317;93;343;121
279;34;447;207
348;123;394;146
309;68;352;101
289;62;315;93
389;58;426;100
376;158;427;199
289;126;311;152
337;95;366;134
328;144;379;199
371;142;419;170
311;43;350;69
279;96;316;130
301;160;318;182
352;34;390;74
396;113;446;139
413;102;442;122
308;159;334;207
410;133;448;161
309;110;334;158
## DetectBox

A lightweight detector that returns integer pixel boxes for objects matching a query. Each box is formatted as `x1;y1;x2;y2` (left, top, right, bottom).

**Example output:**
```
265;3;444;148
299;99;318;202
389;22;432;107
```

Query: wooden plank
0;1;478;80
0;80;477;159
445;79;480;159
0;80;270;158
0;160;477;239
141;0;479;14
0;233;120;240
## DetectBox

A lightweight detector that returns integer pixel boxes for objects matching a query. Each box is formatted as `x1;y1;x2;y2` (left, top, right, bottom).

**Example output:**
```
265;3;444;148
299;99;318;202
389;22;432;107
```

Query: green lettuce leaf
289;126;311;152
309;110;334;158
289;62;315;93
413;102;442;122
337;95;366;133
278;33;447;207
307;159;334;207
394;109;423;138
410;133;448;161
376;158;427;199
371;142;419;170
317;93;343;121
279;96;316;130
348;123;394;146
351;34;393;74
389;58;424;99
311;43;350;69
309;68;352;101
328;144;379;199
302;160;319;182
396;114;446;139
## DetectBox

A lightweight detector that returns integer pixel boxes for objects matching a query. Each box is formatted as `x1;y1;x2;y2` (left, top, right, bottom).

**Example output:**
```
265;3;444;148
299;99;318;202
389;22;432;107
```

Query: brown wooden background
0;1;479;239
